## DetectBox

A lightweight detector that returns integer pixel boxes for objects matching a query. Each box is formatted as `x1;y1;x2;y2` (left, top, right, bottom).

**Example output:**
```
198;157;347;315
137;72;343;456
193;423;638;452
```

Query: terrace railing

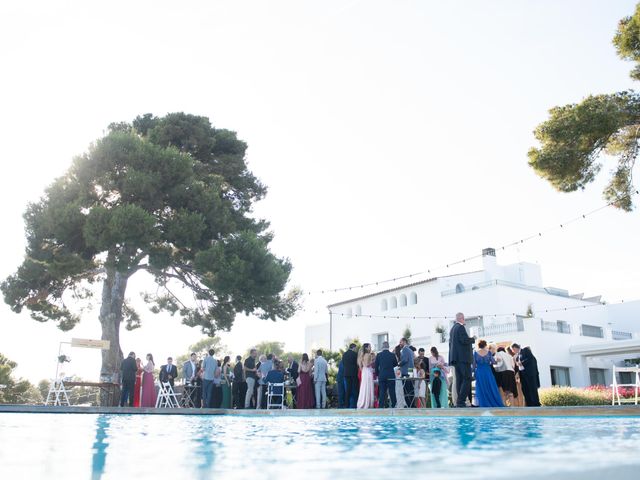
478;322;521;337
541;320;572;334
612;330;633;340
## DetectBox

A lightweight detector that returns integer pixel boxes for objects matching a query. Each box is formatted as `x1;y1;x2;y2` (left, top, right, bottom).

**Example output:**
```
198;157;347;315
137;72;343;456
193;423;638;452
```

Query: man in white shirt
160;357;178;388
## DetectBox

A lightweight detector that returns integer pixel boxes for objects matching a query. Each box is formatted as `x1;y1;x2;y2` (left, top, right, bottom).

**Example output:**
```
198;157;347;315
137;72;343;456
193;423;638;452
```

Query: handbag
296;376;302;387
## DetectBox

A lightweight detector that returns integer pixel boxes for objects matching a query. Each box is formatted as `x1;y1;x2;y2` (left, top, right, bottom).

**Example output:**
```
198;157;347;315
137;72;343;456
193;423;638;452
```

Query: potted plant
435;324;446;343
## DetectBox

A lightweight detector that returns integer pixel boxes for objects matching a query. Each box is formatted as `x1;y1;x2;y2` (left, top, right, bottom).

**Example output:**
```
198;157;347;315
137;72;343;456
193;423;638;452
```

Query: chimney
482;247;497;280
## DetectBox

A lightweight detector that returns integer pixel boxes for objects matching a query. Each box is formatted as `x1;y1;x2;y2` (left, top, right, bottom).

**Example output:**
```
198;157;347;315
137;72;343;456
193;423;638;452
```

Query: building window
619;372;634;385
589;368;606;386
399;294;407;307
550;366;571;386
455;283;465;294
374;332;389;351
581;324;604;338
346;308;352;318
381;299;388;311
355;305;362;316
390;297;398;309
409;292;418;305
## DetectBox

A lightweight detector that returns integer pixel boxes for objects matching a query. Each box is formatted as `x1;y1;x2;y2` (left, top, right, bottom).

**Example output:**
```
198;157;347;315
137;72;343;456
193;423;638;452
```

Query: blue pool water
1;414;639;479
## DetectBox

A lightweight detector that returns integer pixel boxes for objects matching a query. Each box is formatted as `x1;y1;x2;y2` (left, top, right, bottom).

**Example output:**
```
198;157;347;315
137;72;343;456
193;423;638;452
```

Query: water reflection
91;415;110;480
2;414;640;479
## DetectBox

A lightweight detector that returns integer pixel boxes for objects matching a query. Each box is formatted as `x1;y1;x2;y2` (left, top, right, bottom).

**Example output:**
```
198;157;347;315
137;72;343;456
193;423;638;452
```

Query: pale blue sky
1;0;638;381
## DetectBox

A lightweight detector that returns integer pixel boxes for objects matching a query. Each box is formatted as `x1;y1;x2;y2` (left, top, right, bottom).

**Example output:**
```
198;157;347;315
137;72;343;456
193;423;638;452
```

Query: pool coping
1;404;639;416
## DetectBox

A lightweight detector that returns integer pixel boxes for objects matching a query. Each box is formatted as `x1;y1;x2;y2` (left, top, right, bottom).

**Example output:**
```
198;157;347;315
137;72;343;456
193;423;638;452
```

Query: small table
181;384;200;408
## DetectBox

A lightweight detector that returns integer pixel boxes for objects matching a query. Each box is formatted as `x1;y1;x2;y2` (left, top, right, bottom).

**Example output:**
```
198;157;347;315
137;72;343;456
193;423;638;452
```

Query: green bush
539;386;609;406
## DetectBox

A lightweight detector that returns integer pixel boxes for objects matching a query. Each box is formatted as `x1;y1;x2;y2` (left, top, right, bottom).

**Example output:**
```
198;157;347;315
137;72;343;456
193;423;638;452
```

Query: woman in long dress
221;356;232;409
428;347;449;409
473;340;504;408
133;357;143;407
141;353;156;407
296;353;315;409
357;344;375;409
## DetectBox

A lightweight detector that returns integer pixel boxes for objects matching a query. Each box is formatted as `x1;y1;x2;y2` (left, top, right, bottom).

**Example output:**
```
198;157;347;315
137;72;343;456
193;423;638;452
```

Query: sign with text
71;338;111;350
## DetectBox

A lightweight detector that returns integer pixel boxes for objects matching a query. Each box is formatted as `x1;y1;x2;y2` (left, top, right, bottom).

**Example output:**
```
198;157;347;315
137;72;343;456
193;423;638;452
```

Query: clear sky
1;0;639;383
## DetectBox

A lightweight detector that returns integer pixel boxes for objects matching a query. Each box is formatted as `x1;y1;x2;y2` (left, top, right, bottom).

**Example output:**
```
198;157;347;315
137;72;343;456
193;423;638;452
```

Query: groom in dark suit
119;351;137;407
375;341;398;408
342;343;359;408
449;312;476;407
160;357;178;388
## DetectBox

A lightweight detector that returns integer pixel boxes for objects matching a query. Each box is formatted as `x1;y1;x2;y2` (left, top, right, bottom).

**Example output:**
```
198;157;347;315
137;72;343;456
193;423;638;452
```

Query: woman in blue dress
473;339;504;407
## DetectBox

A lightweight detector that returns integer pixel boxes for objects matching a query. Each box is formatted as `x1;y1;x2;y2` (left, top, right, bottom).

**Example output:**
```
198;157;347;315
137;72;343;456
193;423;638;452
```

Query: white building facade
305;248;640;388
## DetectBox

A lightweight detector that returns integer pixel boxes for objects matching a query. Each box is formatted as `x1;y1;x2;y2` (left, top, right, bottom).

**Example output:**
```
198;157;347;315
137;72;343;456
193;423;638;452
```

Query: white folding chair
156;382;182;408
611;365;640;406
44;378;70;406
266;382;285;409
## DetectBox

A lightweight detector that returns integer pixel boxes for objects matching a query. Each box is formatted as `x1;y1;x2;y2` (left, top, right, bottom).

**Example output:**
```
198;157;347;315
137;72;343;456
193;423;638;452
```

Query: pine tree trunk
98;264;129;406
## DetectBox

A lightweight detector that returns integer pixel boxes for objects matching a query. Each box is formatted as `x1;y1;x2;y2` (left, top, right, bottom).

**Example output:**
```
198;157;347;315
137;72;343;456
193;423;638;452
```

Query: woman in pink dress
357;343;375;409
133;357;143;407
296;353;315;409
141;353;156;407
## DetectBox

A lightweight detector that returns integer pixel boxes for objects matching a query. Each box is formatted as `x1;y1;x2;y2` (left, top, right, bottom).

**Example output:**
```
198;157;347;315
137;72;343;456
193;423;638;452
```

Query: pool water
1;414;639;479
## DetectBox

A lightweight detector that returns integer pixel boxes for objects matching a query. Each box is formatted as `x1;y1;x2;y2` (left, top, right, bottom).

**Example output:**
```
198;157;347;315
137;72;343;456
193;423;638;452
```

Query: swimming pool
1;413;639;479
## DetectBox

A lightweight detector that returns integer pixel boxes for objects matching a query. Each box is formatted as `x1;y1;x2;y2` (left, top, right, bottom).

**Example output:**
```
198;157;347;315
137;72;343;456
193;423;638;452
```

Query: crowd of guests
449;312;541;408
117;311;541;409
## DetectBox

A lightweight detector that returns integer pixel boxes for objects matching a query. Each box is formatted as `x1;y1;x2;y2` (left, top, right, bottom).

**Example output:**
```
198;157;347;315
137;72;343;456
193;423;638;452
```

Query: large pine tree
1;113;300;391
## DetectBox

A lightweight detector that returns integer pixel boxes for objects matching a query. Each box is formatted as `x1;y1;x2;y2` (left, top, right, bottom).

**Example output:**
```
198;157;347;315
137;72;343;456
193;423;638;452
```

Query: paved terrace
1;405;639;416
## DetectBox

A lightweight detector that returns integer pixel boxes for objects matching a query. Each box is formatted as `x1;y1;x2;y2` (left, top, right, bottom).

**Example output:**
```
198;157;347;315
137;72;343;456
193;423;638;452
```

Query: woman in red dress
133;357;143;407
296;353;315;409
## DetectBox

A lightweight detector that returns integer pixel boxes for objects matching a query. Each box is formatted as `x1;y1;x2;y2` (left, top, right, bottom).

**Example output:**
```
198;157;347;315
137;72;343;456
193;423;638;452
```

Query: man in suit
399;338;415;407
232;355;246;409
160;357;178;388
342;343;359;408
120;351;137;407
286;355;299;408
449;312;476;407
181;352;199;407
375;341;398;408
183;353;198;384
313;350;329;409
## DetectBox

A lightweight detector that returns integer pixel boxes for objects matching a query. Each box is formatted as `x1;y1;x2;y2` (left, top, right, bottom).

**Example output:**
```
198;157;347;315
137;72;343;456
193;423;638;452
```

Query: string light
297;299;629;320
305;190;639;296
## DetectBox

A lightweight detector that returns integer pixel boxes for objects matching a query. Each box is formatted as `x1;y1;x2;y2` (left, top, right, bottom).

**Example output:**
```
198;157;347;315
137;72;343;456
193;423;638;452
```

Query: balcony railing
580;324;604;338
478;322;521;337
541;320;572;334
612;330;633;340
441;279;572;298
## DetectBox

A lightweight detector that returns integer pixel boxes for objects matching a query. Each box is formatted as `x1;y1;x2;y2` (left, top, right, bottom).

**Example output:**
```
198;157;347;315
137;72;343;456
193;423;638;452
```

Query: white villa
305;248;640;389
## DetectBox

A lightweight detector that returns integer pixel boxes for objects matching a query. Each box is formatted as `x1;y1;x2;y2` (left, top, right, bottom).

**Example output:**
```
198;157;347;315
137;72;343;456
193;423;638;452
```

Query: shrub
539;386;609;406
